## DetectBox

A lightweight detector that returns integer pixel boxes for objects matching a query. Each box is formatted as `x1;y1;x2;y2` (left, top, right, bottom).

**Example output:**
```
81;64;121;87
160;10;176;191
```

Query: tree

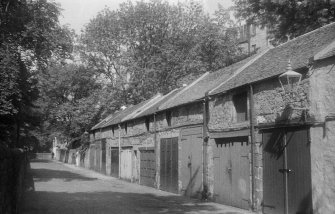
81;0;242;104
233;0;335;45
0;0;72;147
37;62;113;142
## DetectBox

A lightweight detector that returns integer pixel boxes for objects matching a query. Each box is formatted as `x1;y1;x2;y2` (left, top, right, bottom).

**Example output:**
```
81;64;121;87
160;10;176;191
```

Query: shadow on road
28;161;97;182
31;168;98;182
23;191;243;214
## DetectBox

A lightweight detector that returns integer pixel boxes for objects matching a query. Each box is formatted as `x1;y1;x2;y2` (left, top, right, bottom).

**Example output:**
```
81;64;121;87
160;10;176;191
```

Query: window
124;123;128;134
145;117;150;131
233;92;248;122
111;126;115;136
166;110;172;127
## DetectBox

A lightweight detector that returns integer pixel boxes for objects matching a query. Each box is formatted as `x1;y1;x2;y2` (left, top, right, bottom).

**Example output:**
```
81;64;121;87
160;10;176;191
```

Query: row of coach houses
78;23;335;214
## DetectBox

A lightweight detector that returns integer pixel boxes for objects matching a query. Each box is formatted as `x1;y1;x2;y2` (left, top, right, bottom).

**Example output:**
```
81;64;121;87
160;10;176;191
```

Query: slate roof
209;22;335;95
121;94;163;122
91;99;152;131
134;88;182;119
158;53;262;110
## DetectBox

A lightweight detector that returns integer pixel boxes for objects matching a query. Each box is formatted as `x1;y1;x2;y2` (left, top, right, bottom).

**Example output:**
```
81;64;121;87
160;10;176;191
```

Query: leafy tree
81;0;243;104
0;0;72;147
37;62;113;142
233;0;335;45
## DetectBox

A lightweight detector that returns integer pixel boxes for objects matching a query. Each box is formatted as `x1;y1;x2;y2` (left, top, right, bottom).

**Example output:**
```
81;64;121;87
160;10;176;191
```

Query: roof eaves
209;48;271;95
158;72;209;110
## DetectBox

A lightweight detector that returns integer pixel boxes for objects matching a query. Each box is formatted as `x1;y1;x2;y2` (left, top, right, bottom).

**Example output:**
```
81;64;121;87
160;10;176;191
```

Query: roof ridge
158;72;209;110
275;22;335;49
209;48;270;95
129;92;172;120
121;93;162;122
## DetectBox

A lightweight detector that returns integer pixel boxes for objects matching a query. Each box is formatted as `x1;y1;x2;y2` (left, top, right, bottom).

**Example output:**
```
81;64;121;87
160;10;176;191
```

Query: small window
145;117;150;131
233;92;248;122
124;123;127;134
166;110;172;127
111;126;115;136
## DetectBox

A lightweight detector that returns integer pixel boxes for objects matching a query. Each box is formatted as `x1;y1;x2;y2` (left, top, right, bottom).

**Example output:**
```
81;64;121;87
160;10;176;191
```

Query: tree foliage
0;0;72;147
233;0;335;45
37;62;111;142
80;0;243;104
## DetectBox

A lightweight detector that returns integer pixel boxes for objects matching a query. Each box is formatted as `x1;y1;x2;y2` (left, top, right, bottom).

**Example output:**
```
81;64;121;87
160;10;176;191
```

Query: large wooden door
89;144;95;170
101;140;106;174
180;126;203;197
263;128;312;214
160;137;178;193
110;149;119;178
120;149;132;180
213;137;250;210
140;149;156;187
95;142;101;172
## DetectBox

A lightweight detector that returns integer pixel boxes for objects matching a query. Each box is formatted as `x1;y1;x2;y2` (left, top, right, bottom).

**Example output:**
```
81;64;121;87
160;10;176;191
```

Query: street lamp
279;60;302;93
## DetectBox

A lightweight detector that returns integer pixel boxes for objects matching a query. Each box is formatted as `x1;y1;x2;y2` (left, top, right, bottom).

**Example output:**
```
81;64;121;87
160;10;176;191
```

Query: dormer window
233;92;248;122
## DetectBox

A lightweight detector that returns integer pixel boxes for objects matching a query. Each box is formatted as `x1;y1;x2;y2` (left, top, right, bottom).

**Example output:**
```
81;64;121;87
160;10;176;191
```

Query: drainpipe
118;124;121;179
203;92;209;191
154;111;158;188
249;84;255;211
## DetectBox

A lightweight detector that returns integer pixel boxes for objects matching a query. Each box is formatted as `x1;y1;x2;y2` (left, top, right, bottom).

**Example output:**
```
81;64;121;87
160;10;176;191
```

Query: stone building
86;22;335;214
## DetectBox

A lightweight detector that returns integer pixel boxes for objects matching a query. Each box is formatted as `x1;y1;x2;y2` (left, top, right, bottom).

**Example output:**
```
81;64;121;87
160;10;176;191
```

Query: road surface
22;160;253;214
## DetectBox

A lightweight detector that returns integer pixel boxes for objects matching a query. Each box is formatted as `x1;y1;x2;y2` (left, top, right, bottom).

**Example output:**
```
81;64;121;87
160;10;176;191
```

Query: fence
0;145;29;214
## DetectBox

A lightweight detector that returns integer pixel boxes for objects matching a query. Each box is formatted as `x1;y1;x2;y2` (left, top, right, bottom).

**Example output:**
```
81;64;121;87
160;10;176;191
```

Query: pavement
22;160;254;214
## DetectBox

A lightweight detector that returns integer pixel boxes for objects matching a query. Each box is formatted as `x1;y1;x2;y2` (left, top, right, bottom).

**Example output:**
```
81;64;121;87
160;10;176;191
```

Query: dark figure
51;152;54;159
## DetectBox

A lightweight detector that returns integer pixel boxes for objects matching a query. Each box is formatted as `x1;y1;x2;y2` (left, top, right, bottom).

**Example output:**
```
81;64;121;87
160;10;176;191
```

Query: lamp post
279;60;302;94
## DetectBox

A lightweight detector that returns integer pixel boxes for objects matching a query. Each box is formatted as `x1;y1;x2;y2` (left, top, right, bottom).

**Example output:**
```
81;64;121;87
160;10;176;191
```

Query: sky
55;0;234;34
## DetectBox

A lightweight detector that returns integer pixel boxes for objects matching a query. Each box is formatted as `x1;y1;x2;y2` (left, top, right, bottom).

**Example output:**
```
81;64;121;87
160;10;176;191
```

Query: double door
213;136;250;209
110;148;119;178
160;137;178;193
140;149;156;187
263;127;312;214
180;126;203;197
120;149;132;180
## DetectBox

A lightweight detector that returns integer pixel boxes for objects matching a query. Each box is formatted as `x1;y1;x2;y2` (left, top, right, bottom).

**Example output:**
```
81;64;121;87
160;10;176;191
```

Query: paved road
23;160;253;214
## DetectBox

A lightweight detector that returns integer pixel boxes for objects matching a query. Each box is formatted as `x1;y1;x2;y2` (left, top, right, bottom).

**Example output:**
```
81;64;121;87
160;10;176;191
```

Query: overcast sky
55;0;234;34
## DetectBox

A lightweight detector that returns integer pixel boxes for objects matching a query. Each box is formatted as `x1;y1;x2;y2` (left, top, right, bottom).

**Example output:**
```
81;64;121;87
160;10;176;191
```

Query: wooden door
263;128;312;214
231;140;250;209
160;137;178;193
213;137;250;210
140;149;156;187
120;149;132;180
180;126;203;197
110;149;119;178
101;140;106;174
286;129;312;214
213;143;232;205
263;130;285;214
89;144;95;170
95;142;101;172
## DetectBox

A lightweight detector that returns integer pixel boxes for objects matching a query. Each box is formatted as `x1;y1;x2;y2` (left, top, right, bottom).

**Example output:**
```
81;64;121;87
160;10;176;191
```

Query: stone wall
0;146;28;214
208;91;249;130
308;56;335;214
253;76;309;124
309;56;335;121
